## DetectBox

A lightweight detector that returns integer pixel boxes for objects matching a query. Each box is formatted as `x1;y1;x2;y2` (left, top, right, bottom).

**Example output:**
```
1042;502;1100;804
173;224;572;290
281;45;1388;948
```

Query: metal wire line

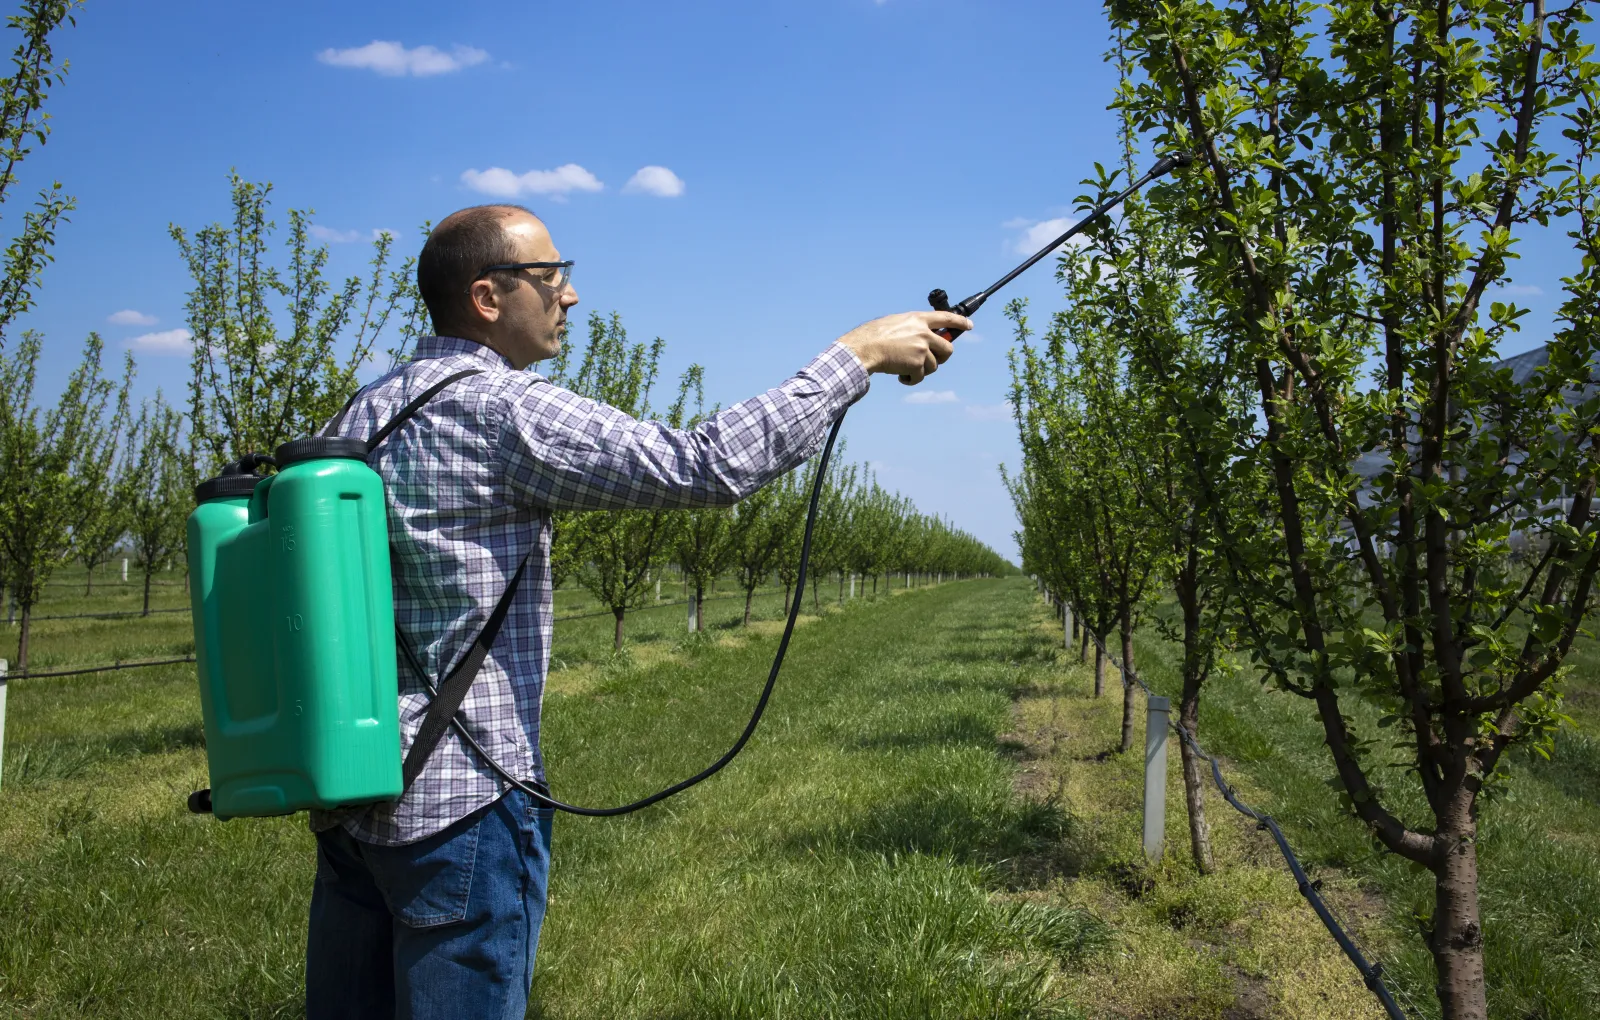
1067;605;1409;1020
3;586;875;680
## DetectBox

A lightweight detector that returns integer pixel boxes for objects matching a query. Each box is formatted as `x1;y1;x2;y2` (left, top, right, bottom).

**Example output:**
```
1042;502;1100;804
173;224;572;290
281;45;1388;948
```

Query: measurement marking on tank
280;524;296;552
285;613;303;632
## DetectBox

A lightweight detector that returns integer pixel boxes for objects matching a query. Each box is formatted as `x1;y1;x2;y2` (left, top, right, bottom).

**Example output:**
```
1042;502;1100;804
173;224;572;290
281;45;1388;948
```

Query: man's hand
837;311;971;385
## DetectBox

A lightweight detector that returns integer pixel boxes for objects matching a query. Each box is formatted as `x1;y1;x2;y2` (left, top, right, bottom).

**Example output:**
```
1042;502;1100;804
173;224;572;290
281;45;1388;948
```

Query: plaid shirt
309;335;869;845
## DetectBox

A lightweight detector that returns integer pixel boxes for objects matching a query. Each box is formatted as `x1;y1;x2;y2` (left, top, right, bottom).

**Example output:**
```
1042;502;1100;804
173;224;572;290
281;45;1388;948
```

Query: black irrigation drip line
10;584;941;680
7;590;811;680
29;607;192;622
41;579;187;588
549;585;876;624
5;655;199;680
1067;603;1408;1020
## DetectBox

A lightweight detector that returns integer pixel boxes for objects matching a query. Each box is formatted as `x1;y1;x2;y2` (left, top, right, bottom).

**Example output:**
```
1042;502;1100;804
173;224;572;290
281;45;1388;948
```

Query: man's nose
561;285;579;308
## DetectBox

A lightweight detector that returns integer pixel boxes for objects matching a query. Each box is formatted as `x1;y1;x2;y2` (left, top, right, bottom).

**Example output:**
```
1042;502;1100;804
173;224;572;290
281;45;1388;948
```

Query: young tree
729;483;782;625
1111;2;1598;1012
125;397;187;618
674;506;733;633
1007;294;1166;751
808;455;857;609
172;175;424;472
0;0;86;667
72;353;133;594
0;334;124;668
769;468;810;615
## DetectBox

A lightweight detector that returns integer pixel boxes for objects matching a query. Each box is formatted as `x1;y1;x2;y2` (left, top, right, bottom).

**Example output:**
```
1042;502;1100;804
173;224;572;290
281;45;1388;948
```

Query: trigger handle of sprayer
928;287;980;342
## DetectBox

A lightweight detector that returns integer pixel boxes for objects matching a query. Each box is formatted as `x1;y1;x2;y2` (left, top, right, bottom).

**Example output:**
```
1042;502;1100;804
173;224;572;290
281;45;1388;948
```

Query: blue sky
14;1;1578;561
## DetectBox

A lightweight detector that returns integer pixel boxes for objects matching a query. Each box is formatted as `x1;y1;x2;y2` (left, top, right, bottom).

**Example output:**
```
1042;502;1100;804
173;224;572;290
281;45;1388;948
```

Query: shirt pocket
364;819;482;929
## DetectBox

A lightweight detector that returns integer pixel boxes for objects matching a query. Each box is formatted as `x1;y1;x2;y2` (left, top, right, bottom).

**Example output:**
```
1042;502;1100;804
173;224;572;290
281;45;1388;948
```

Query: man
305;204;968;1019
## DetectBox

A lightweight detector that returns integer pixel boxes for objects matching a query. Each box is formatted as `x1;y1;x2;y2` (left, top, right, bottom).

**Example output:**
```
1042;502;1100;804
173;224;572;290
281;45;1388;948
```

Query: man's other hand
837;312;971;385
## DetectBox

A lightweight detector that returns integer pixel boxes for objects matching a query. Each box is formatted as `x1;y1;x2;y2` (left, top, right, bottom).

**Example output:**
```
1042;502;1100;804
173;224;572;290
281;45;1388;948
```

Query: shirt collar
412;335;518;371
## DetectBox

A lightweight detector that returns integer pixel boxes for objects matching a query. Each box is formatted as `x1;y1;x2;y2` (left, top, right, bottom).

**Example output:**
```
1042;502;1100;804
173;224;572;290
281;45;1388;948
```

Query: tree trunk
695;584;706;633
143;568;154;616
1178;693;1214;874
1431;794;1487;1020
838;572;845;605
743;588;754;626
872;575;877;595
1079;625;1089;664
85;565;93;596
1174;552;1214;874
783;584;791;617
812;577;820;610
1119;618;1137;753
16;607;31;677
613;608;626;650
1093;641;1104;697
16;604;31;672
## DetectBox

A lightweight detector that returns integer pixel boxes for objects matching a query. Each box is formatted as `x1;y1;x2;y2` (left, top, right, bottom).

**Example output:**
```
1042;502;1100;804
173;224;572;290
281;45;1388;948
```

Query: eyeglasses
471;260;574;293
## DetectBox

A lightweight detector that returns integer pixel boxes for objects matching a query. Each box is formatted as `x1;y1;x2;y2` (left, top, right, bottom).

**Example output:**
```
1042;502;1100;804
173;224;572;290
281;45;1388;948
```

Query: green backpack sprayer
184;152;1190;821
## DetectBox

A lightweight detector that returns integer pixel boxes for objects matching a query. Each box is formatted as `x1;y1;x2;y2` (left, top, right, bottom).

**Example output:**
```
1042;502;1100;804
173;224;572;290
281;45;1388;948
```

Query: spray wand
433;152;1195;817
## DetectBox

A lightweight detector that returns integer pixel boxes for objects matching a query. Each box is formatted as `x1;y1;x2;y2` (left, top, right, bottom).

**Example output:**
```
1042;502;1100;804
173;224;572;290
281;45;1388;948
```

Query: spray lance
185;151;1191;821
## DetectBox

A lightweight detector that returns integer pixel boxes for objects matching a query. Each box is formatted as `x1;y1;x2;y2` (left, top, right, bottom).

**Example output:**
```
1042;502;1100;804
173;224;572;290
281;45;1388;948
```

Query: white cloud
107;309;156;326
460;164;603;199
904;389;959;405
309;225;393;244
126;328;191;355
963;403;1012;422
309;224;362;243
1495;282;1543;297
1008;217;1093;256
623;166;686;198
317;41;489;77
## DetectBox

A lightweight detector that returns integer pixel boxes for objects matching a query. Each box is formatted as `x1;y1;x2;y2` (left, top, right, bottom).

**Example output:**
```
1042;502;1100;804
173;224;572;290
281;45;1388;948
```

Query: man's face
479;212;580;368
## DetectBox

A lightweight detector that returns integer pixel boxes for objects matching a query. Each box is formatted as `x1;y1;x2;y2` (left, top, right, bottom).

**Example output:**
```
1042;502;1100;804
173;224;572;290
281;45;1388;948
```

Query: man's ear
467;278;502;323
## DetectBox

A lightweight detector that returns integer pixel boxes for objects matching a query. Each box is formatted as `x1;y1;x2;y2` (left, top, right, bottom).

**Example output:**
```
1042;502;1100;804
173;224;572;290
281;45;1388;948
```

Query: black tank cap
194;472;262;503
274;436;370;469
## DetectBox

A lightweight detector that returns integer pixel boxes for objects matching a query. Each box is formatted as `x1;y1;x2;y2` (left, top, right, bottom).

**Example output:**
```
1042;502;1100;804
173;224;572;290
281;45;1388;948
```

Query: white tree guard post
688;595;697;632
1064;605;1072;649
850;574;857;599
655;579;661;602
122;558;129;583
1143;695;1171;861
0;659;9;791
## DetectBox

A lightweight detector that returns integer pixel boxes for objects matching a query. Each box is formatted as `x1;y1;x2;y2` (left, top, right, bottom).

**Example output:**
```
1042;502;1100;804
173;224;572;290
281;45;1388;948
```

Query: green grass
0;578;1111;1019
9;575;1590;1018
1125;607;1600;1020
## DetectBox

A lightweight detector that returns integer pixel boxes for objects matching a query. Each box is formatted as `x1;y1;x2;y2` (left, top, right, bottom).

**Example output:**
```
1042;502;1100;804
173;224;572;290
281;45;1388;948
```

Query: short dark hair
416;204;534;333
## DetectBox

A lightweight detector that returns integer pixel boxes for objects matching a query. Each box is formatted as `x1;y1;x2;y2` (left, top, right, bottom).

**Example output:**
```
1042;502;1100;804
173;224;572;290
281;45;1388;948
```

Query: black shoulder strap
365;370;482;453
398;551;532;790
319;369;484;445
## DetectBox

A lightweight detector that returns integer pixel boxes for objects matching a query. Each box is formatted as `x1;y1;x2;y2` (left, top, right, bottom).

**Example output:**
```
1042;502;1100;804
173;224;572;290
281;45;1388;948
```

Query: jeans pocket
364;816;483;929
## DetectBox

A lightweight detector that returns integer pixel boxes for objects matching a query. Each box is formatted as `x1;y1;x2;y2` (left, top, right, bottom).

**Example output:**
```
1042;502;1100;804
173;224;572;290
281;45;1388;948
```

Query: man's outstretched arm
498;311;969;512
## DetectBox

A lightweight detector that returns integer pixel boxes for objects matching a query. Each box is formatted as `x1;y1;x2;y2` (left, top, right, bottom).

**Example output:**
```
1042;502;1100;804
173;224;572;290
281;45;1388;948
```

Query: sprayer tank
187;455;403;819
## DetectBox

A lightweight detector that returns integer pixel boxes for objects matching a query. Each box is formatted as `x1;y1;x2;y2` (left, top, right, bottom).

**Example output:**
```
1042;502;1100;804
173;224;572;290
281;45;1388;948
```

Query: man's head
417;205;580;369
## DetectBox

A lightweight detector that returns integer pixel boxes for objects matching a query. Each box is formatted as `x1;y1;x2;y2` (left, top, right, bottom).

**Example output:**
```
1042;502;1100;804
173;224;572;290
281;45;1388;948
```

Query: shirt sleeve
496;342;870;512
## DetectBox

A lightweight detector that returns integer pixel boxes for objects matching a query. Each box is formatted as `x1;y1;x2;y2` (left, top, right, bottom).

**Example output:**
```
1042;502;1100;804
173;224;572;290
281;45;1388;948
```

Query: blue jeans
306;789;554;1020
